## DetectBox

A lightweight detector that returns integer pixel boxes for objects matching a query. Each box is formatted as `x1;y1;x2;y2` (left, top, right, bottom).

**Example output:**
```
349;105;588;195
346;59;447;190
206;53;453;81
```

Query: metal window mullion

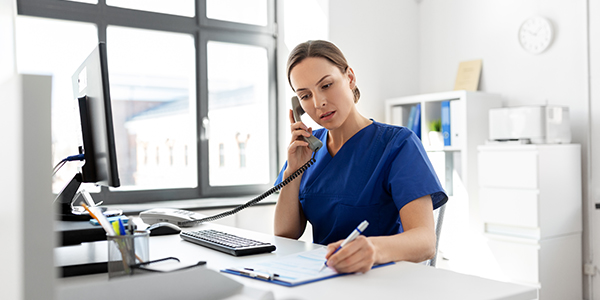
17;0;103;24
18;0;198;35
19;0;276;37
267;35;279;184
197;29;208;197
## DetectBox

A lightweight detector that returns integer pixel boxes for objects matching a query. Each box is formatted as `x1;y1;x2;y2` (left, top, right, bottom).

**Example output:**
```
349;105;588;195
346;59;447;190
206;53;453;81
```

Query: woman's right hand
286;109;316;175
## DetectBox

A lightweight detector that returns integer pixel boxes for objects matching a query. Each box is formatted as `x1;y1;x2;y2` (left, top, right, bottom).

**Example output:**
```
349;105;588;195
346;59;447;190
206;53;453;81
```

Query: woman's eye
322;83;331;89
300;94;310;100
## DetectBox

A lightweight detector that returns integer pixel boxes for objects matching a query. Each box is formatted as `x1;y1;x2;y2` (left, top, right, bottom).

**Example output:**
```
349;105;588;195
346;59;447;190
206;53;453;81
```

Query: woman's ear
346;67;356;89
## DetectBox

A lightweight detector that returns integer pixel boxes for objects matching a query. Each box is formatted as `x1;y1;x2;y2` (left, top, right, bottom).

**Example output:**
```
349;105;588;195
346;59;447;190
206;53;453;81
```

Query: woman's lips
320;111;335;120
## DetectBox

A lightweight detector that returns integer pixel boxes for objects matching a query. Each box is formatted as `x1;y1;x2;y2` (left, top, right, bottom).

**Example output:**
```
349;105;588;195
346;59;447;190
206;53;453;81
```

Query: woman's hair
286;40;361;103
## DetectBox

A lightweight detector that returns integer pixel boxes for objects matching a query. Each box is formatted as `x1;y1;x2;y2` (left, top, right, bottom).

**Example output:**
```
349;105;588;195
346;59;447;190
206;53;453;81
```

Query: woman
274;40;447;274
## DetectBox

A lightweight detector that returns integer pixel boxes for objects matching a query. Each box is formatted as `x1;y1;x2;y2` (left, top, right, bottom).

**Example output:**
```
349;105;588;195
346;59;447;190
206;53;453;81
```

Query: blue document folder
407;105;416;130
413;103;421;139
441;101;451;146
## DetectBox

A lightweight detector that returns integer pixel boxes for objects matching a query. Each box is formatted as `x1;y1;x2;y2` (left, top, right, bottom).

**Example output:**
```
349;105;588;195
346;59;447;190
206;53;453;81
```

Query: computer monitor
72;42;120;187
56;42;121;220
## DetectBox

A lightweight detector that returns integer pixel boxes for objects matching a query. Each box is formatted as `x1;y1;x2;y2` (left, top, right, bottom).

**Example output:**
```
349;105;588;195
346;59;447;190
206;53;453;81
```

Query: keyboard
180;229;276;256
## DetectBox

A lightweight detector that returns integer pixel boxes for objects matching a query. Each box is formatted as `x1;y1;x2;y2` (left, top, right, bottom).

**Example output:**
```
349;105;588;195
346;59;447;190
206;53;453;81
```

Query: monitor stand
54;173;122;221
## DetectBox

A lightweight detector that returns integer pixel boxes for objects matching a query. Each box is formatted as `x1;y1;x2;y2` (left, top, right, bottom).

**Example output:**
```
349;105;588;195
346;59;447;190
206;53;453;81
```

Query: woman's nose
313;92;326;108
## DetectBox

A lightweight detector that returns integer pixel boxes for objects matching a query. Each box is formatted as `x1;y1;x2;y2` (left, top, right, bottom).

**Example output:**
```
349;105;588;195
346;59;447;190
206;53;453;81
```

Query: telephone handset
291;96;323;153
140;97;321;227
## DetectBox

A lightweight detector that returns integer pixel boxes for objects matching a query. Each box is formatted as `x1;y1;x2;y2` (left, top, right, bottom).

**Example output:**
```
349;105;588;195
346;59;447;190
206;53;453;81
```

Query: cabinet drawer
481;188;539;228
486;233;582;300
478;149;538;189
485;234;540;285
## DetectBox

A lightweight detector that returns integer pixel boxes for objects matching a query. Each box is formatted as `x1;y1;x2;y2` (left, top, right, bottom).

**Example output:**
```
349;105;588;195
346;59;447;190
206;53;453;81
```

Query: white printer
488;106;571;144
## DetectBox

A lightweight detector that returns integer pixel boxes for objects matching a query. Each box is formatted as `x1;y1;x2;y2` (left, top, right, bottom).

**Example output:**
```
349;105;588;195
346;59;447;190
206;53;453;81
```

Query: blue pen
118;218;127;235
319;220;369;272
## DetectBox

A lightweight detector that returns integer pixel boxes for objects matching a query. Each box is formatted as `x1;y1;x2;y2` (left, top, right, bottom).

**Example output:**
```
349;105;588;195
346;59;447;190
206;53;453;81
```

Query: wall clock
518;16;554;54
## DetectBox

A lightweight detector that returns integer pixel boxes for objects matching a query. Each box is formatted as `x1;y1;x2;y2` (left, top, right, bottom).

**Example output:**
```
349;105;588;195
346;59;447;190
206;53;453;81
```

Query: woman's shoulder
371;120;414;141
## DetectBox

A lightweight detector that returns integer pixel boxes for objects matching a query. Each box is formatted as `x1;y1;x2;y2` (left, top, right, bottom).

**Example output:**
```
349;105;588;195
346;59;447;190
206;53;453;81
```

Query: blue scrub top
274;120;448;245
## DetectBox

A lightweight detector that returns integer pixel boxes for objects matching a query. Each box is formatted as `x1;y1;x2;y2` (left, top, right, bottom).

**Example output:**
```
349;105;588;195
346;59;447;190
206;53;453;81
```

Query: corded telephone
139;97;322;227
291;96;323;152
139;208;207;227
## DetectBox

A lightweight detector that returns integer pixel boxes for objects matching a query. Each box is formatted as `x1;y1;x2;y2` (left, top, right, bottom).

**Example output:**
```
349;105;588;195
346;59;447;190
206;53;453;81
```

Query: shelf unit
385;90;503;228
478;144;582;300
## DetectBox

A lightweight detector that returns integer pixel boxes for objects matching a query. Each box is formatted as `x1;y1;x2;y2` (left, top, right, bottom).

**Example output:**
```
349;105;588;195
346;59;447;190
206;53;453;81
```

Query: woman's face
289;57;356;131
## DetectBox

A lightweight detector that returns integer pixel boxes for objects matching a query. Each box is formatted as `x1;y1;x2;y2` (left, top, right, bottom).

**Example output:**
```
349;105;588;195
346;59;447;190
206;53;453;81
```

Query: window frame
17;0;279;204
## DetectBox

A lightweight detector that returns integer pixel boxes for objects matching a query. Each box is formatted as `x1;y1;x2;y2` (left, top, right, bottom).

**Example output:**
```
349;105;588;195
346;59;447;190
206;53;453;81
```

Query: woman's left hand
324;235;377;274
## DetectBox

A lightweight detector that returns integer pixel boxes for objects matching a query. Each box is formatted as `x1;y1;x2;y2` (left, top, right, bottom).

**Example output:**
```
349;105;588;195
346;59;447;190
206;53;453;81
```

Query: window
15;16;98;193
207;41;270;186
106;0;195;17
219;143;225;167
107;25;197;190
17;0;277;204
206;0;267;26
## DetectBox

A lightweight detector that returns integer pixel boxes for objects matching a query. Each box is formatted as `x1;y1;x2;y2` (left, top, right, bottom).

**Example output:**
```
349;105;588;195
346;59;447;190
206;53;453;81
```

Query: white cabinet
385;90;503;227
478;144;582;300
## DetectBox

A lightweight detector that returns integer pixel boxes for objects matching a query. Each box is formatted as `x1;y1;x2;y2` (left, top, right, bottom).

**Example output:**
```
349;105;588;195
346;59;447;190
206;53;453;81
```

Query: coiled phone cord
180;152;317;226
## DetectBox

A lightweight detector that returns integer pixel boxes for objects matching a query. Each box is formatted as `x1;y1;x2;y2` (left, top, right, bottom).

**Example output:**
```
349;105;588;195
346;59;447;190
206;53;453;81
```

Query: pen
112;220;121;235
244;268;280;279
81;203;115;236
319;220;369;272
227;268;275;280
81;203;99;220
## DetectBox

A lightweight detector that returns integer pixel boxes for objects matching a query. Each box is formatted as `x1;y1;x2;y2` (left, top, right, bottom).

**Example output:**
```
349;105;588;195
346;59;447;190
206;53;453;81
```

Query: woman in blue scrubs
274;40;448;274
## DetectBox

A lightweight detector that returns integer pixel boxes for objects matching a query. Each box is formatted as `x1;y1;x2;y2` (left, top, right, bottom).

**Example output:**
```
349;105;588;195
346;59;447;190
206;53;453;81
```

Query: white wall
0;0;16;83
418;0;589;163
329;0;421;121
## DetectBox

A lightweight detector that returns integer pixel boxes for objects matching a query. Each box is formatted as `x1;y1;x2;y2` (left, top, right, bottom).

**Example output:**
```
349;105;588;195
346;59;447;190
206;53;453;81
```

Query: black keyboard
180;229;276;256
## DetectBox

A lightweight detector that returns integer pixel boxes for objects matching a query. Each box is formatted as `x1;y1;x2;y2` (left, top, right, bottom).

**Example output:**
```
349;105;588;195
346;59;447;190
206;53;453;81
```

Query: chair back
427;203;446;267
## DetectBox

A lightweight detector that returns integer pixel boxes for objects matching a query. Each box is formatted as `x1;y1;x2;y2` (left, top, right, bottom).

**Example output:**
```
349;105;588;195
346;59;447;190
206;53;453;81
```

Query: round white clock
518;16;554;54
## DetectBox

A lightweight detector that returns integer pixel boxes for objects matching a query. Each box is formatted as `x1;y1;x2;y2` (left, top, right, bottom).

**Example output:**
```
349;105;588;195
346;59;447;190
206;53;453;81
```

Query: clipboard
221;248;394;287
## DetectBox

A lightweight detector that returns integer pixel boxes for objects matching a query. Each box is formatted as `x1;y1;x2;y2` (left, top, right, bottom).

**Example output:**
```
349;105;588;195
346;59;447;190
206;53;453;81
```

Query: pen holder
107;230;150;278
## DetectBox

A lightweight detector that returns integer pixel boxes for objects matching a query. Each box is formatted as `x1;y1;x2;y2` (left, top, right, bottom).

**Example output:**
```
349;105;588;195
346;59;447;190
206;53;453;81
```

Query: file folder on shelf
441;101;451;146
450;100;461;147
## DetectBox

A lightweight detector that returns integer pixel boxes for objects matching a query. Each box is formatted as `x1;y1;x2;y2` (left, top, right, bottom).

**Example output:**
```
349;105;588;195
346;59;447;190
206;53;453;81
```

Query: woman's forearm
370;226;437;264
273;174;306;239
369;195;437;264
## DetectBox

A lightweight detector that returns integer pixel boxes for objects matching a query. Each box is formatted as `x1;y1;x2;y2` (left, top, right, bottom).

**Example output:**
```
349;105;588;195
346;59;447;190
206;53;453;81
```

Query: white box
489;106;571;144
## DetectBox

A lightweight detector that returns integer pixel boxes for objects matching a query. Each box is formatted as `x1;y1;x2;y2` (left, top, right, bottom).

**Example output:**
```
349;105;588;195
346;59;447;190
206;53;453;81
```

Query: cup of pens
107;230;150;278
79;203;150;278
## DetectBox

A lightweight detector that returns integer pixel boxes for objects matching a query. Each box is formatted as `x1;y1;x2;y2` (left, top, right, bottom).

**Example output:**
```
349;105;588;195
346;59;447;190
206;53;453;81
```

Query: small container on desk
107;230;150;278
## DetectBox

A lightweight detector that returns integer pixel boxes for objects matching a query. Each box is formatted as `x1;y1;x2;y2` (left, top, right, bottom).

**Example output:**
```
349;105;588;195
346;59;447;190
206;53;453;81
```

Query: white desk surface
56;222;537;300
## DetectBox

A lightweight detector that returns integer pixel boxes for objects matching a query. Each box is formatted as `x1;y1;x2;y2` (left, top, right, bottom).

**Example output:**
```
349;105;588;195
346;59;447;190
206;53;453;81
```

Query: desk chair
427;203;446;267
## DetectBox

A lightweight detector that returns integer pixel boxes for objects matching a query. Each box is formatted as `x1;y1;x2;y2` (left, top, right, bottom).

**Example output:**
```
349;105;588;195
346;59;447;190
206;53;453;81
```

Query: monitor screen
71;42;120;188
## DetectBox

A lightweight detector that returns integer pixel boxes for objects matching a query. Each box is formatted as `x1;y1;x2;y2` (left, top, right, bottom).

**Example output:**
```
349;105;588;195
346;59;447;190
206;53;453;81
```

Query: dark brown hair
286;40;360;103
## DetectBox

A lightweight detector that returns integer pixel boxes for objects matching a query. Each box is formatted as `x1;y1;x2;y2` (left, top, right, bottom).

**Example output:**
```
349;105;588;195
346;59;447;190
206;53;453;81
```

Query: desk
56;222;538;300
56;220;107;246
